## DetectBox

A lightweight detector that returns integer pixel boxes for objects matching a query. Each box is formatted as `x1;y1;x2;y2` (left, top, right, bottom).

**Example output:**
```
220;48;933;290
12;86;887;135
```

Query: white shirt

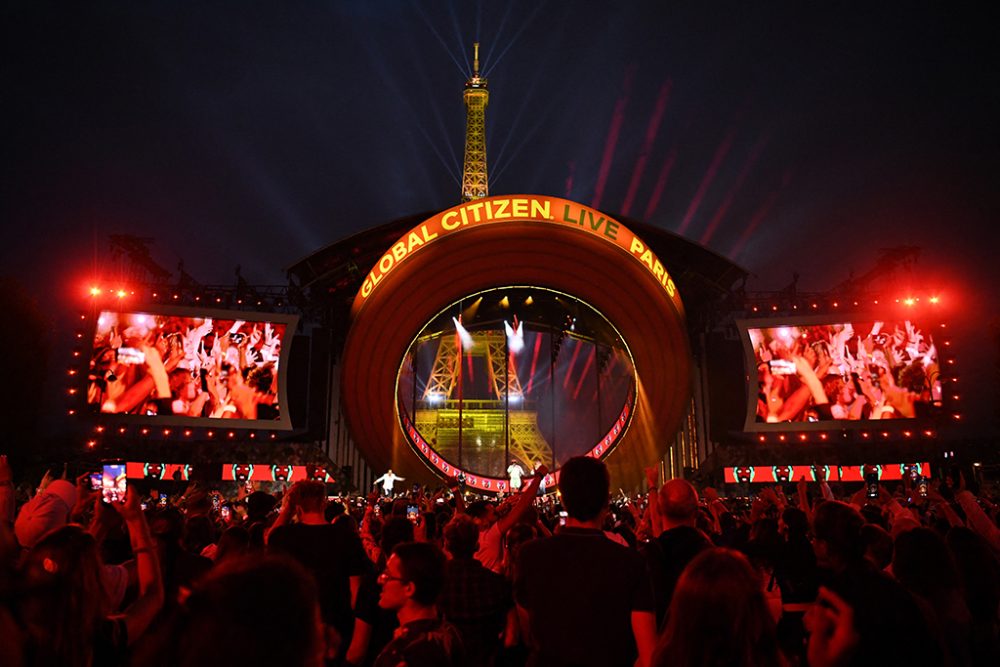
507;464;525;489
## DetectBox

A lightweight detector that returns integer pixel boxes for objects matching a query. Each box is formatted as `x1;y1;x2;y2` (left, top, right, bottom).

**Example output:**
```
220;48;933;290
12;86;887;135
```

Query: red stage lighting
89;286;101;296
758;435;765;442
930;296;939;304
116;289;127;298
820;433;828;440
799;434;807;441
904;297;915;306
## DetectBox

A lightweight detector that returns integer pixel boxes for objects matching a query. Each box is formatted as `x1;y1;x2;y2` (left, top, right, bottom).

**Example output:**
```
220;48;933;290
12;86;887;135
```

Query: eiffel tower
416;329;552;474
461;43;489;202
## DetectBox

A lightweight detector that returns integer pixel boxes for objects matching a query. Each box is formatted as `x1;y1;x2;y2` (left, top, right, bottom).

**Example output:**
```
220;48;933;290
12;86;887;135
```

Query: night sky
3;2;997;436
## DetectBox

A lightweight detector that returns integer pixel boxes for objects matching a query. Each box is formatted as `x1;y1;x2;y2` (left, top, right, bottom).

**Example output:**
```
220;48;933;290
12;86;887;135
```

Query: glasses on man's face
378;571;407;585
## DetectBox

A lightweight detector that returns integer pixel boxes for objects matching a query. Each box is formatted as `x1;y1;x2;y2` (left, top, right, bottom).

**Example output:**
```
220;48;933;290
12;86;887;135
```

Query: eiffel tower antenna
461;42;489;202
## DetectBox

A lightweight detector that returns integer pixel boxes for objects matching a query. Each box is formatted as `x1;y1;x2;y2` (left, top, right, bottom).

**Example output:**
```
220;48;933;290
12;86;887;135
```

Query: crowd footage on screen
752;320;941;423
87;312;284;420
1;453;998;667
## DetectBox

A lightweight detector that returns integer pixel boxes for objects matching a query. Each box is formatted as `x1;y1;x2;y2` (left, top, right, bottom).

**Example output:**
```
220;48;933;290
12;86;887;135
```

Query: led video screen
87;307;297;429
742;318;941;429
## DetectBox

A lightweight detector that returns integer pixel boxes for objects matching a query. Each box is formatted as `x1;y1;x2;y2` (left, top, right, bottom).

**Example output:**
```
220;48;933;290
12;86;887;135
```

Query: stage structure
330;45;697;492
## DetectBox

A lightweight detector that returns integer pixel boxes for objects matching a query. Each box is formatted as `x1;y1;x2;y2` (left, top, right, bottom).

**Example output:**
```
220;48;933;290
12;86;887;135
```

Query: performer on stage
373;469;405;496
507;460;526;492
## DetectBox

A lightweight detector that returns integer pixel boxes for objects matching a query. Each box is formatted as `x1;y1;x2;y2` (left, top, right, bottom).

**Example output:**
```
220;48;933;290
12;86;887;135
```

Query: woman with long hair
653;548;783;667
17;489;162;667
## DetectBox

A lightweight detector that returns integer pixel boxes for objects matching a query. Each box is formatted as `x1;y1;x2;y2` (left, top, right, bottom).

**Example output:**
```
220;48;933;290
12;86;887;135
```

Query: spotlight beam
621;79;672;217
642;148;678;221
591;65;636;210
699;131;769;246
677;126;736;235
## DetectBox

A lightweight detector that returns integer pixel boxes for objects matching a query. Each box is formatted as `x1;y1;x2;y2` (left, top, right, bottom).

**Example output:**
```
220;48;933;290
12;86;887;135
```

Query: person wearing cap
14;471;79;550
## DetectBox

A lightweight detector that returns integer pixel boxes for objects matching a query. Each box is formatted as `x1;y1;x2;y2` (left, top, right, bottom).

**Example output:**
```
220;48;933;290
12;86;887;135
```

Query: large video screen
87;307;297;429
742;318;941;429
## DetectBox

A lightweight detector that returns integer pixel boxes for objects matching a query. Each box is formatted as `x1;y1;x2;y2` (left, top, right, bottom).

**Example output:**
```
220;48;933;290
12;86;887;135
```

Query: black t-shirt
640;525;712;627
823;561;946;667
268;521;370;633
373;617;466;667
514;527;654;667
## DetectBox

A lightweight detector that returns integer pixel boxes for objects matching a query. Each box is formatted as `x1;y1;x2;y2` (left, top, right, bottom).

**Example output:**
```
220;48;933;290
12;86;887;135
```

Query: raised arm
496;464;547;535
113;489;163;644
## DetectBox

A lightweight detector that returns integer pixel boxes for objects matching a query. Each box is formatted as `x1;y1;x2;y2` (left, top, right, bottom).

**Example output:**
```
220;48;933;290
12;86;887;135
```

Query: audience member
515;456;656;667
652;548;782;667
374;541;465;667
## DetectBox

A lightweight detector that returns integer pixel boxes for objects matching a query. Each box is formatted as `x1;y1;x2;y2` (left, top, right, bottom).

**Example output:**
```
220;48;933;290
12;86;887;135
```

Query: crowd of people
87;312;284;420
1;452;998;666
752;320;941;423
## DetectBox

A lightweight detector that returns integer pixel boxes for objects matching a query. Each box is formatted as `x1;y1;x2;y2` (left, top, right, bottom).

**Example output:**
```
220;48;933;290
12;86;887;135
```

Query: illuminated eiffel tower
417;329;551;473
461;43;489;201
413;46;552;476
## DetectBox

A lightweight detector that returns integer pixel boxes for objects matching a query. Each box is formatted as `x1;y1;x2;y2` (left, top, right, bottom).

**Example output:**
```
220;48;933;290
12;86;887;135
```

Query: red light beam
677;127;736;235
621;79;673;217
591;65;636;210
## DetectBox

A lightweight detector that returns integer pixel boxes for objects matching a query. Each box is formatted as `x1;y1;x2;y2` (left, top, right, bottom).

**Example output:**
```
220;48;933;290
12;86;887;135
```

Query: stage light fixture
207;430;214;437
163;429;171;436
799;434;807;441
904;297;915;306
930;296;939;304
183;430;192;437
140;428;149;435
89;287;101;296
67;409;75;416
87;440;96;448
116;290;127;298
778;434;786;441
820;433;828;440
758;435;765;442
95;425;104;433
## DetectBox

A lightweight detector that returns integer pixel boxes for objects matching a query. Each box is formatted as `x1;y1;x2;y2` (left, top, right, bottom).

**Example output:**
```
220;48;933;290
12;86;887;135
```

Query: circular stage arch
340;195;693;490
